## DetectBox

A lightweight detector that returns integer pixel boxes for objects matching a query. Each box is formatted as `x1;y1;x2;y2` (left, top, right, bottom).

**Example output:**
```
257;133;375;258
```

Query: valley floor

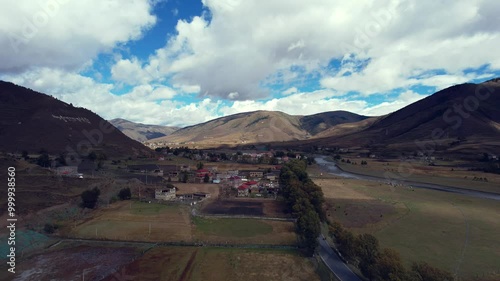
309;164;500;281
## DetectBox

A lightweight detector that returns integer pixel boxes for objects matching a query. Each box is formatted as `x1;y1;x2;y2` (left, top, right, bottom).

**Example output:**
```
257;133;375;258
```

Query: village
49;148;309;205
127;159;283;202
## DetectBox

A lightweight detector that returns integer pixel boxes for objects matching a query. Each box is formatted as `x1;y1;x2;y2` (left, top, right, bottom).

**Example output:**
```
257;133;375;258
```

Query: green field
192;216;297;245
311;167;500;281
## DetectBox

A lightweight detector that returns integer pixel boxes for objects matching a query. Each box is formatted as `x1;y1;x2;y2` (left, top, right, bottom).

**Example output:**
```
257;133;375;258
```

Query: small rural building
193;192;211;199
265;171;280;181
229;176;242;188
227;170;239;176
128;164;163;176
243;170;264;178
237;185;249;197
159;165;181;178
155;187;176;201
55;166;78;176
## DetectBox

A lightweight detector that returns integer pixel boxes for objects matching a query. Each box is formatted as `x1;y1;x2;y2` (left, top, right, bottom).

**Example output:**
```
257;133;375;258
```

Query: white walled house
155;188;176;201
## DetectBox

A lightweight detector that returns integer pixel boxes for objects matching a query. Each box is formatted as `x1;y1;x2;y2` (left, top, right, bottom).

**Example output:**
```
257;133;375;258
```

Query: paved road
315;156;500;201
318;235;362;281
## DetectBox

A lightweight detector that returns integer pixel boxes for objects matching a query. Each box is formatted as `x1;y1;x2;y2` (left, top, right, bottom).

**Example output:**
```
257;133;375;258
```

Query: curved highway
314;156;500;201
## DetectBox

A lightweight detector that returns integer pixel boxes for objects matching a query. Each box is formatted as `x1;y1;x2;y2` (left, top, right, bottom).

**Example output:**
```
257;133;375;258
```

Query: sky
1;0;500;127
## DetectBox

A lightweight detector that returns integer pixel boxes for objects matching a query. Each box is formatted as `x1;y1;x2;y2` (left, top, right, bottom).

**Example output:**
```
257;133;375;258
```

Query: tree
181;171;189;183
337;230;358;263
56;153;67;166
37;153;50;167
375;248;408;281
296;208;321;256
88;151;97;161
118;187;131;200
203;173;210;183
197;162;204;170
356;233;380;279
274;151;285;157
410;262;454;281
270;157;279;165
81;187;100;209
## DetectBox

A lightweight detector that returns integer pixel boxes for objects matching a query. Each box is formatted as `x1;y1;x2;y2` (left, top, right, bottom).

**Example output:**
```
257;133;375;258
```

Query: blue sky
1;0;500;126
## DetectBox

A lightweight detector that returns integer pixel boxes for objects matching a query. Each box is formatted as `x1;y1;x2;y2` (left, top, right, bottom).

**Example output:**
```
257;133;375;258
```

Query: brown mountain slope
0;81;151;157
146;110;368;147
294;79;500;156
109;118;179;142
299;111;368;135
313;116;380;139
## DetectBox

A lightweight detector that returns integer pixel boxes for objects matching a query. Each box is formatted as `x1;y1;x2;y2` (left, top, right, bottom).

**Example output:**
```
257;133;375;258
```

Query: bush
37;153;50;167
81;187;100;209
43;223;58;234
410;262;454;281
118;187;131;200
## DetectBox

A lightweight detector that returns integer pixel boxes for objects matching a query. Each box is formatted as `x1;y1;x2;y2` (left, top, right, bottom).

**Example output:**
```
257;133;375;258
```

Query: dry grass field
175;182;220;197
101;246;321;281
310;165;500;281
67;201;193;242
335;158;500;194
65;200;297;245
0;242;147;281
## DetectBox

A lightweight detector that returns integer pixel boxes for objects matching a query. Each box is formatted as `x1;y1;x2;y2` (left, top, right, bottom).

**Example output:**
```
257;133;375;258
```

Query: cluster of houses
127;163;282;201
148;148;305;164
154;187;211;201
226;169;281;197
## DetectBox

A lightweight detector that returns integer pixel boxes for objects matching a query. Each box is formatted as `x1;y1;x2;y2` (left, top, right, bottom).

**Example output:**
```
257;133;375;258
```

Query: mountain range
146;79;500;156
0;81;151;157
145;110;368;146
1;78;499;157
109;118;178;142
282;79;500;156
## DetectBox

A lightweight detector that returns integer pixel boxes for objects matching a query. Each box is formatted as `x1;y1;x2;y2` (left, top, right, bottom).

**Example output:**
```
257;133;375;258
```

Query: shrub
118;187;131;200
81;187;100;209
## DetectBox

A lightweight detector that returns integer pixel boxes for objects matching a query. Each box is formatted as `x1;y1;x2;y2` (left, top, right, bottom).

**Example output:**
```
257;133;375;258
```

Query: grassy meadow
309;164;500;281
65;200;297;245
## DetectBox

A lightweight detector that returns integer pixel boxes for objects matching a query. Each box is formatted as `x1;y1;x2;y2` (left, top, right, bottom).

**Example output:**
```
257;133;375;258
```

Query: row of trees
329;221;454;281
280;160;325;256
80;187;131;209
